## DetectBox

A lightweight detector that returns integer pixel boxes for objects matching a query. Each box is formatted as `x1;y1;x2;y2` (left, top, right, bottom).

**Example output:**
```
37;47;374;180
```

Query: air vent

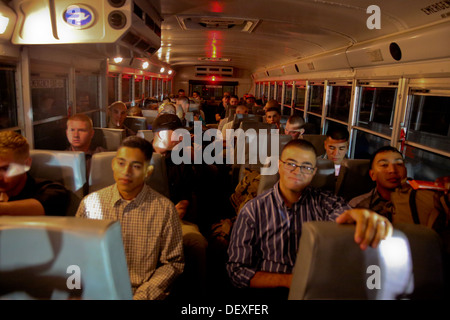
117;0;162;57
195;66;234;77
177;15;260;33
198;57;231;62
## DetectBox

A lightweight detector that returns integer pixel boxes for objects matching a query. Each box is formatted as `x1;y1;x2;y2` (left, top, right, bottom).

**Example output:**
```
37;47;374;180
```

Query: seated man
221;104;249;138
265;106;284;133
76;136;184;300
151;114;209;298
215;95;230;123
0;131;70;216
319;126;349;177
349;146;449;232
284;114;305;140
227;139;392;298
107;101;136;136
66;113;106;177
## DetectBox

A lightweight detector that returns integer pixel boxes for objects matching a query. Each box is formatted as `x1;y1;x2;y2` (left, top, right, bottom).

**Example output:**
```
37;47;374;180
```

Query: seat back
145;153;170;198
136;130;154;143
92;127;124;151
0;216;133;300
124;116;148;132
88;151;116;193
288;221;444;300
232;114;264;130
29;150;86;199
302;134;326;157
142;109;159;128
336;159;375;201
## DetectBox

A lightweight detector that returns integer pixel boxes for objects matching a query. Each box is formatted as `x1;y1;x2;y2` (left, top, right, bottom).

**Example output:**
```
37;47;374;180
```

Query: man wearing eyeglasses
227;139;392;299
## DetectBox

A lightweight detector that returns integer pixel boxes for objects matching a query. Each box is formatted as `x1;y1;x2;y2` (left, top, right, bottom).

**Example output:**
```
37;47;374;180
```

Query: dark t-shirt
9;174;70;216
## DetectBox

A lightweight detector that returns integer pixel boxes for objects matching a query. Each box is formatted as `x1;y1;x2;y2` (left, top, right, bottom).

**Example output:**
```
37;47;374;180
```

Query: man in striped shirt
76;136;184;300
227;139;392;296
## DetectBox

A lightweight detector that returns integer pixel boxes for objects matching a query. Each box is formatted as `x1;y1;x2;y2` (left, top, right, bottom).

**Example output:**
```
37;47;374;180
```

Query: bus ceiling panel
159;0;446;72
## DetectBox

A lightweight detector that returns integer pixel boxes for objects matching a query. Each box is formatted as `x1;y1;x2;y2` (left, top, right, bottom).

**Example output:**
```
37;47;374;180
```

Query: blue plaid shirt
227;181;351;288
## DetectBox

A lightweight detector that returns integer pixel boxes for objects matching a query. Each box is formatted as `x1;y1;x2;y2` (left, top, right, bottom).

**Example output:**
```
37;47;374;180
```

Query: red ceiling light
211;1;224;13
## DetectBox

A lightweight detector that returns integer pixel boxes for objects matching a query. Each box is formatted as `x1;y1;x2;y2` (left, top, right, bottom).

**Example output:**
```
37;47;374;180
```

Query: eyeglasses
280;160;315;174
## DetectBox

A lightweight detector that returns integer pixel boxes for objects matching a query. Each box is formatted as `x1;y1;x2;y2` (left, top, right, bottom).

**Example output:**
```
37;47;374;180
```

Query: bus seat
232;114;264;130
188;103;200;112
142;109;159;128
0;216;133;300
335;159;375;201
185;112;194;126
92;127;124;151
302;134;326;157
124;116;148;132
136;130;154;143
88;151;116;193
288;221;444;300
257;158;335;195
29;149;86;199
145;153;170;199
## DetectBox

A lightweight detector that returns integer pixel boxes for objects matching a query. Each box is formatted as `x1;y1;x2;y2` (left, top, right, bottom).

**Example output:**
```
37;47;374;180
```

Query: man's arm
133;205;184;300
249;272;293;289
226;205;259;288
336;208;393;250
0;198;45;216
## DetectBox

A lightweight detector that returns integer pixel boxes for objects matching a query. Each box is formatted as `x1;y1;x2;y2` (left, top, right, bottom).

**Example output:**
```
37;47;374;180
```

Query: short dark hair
325;126;349;141
266;106;281;115
282;139;317;157
120;136;153;161
369;146;403;169
152;113;183;133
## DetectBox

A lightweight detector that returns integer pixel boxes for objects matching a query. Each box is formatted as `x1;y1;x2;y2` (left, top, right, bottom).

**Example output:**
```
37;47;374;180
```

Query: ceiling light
142;61;149;69
168;70;173;75
160;67;165;73
0;15;9;34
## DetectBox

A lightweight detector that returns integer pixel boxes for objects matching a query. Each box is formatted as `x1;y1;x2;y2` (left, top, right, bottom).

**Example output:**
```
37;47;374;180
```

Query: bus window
355;86;397;137
0;66;18;129
277;82;283;103
404;146;450;181
406;94;450;153
294;84;306;112
305;114;321;135
122;75;131;102
283;83;292;115
327;85;352;123
76;73;101;127
352;129;390;159
108;73;118;106
31;75;68;150
308;84;324;116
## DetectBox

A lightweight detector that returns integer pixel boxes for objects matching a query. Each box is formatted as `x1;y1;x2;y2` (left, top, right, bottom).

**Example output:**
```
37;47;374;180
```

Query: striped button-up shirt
227;181;351;288
76;184;184;300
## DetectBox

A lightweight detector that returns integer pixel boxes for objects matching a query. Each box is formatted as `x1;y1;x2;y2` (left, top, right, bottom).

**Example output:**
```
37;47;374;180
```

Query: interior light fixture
0;15;9;34
142;61;149;69
168;70;173;75
113;45;123;63
160;67;165;73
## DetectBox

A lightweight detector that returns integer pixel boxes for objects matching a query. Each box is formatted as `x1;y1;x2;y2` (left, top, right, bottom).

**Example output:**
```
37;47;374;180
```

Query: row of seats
0;217;444;299
29;148;170;216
